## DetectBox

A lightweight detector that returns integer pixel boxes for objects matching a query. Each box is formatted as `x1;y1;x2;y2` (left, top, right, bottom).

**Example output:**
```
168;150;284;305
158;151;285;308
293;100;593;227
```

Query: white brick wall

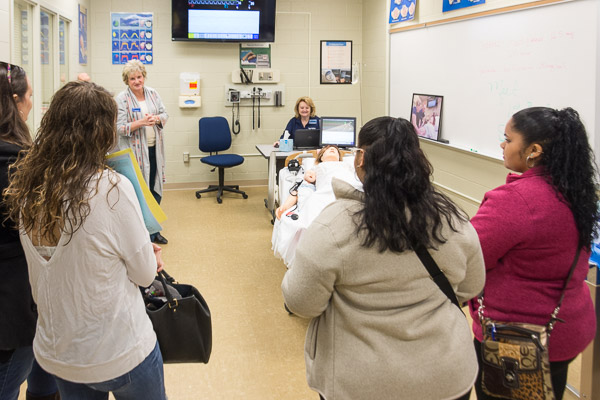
0;0;9;61
90;0;364;185
361;0;388;123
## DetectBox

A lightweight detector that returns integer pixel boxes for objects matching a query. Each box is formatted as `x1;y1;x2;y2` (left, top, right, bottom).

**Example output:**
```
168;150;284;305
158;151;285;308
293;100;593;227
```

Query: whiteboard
389;0;599;160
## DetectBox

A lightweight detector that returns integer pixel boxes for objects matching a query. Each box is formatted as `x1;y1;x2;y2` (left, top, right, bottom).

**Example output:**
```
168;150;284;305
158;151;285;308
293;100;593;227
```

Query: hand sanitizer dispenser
179;72;201;108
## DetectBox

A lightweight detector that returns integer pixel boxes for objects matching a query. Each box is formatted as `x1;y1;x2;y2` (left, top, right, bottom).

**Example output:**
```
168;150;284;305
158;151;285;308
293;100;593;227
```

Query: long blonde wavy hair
4;81;118;244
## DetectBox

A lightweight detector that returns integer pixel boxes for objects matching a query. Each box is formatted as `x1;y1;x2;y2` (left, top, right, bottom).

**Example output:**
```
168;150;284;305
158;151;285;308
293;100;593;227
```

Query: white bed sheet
271;157;362;267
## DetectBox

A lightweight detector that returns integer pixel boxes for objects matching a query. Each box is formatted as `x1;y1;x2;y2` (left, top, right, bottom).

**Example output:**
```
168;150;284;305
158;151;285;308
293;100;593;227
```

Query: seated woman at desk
274;96;320;146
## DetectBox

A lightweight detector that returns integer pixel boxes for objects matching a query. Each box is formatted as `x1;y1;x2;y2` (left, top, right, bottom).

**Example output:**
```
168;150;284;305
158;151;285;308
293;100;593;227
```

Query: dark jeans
28;360;58;396
473;338;573;400
53;341;165;400
148;146;161;205
148;146;162;241
0;347;58;400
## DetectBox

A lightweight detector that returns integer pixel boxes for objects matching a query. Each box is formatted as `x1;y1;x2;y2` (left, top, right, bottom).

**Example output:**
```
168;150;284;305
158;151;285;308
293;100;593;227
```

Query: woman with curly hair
4;80;166;400
468;107;598;400
282;117;485;400
0;61;59;400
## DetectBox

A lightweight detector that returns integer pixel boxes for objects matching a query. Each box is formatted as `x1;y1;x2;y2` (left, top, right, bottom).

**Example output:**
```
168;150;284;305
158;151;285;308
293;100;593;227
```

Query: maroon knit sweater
468;166;596;361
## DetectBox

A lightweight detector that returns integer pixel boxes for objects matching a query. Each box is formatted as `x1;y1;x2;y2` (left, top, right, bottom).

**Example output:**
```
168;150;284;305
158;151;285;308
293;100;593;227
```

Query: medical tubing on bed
285;205;298;216
289;181;302;195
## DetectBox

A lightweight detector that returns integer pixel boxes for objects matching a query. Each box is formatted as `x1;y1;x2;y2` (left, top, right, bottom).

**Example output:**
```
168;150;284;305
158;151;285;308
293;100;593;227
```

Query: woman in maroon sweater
469;107;598;400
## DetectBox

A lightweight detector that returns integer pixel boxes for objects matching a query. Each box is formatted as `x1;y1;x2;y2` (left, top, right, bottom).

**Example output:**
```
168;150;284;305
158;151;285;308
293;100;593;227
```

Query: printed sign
443;0;485;13
389;0;416;24
111;13;154;65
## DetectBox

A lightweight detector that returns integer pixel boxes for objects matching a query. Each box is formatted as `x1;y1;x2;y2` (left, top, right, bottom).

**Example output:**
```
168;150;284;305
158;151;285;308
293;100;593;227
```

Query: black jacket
0;140;37;350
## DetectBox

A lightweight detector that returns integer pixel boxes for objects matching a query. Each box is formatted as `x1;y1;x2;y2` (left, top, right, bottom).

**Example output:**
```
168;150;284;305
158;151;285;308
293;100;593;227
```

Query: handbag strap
155;269;179;309
479;246;582;333
414;244;464;315
547;246;582;332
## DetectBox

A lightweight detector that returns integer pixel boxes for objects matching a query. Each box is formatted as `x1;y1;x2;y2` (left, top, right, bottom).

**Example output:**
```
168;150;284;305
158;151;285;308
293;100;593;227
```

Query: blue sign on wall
443;0;486;13
389;0;416;24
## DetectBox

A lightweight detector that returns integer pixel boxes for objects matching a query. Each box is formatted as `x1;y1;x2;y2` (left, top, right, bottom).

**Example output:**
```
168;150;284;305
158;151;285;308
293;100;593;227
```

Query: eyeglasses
351;148;364;157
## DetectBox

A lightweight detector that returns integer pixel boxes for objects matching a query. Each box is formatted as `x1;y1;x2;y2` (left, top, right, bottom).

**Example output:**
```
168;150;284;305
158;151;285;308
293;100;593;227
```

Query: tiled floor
19;186;584;399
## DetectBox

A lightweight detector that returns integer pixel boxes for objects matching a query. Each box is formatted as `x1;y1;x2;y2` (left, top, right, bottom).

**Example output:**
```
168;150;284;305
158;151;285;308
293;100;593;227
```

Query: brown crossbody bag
476;247;581;400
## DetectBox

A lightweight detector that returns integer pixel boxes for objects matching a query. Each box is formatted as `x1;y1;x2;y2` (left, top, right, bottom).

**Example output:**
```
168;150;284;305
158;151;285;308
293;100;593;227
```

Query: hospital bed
271;150;361;267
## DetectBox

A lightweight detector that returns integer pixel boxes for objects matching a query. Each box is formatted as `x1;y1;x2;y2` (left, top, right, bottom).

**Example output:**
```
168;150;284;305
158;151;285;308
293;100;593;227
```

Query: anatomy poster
111;13;153;65
389;0;416;24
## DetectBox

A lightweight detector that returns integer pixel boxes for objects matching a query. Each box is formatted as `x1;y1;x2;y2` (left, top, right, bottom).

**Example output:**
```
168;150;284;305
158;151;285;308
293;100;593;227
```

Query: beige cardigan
282;179;485;400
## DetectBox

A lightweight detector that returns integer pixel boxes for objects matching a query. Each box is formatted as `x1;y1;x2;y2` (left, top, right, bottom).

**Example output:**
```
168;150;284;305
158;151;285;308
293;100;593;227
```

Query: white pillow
343;155;355;165
302;157;316;170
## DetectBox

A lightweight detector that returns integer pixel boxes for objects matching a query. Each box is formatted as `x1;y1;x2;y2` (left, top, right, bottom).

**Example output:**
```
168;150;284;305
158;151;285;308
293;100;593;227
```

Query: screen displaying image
320;117;356;148
410;94;443;141
172;0;275;42
188;9;259;40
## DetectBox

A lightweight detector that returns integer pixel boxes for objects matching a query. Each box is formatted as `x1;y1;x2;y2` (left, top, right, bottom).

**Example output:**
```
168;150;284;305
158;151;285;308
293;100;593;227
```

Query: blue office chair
195;117;248;204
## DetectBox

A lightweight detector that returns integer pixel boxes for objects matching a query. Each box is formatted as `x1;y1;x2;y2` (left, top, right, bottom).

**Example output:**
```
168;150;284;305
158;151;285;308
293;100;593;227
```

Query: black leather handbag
144;270;212;364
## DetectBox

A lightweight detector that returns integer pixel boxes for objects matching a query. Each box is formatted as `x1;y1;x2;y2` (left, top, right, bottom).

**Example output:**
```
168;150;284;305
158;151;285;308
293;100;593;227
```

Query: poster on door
41;11;50;65
111;13;153;65
79;5;87;64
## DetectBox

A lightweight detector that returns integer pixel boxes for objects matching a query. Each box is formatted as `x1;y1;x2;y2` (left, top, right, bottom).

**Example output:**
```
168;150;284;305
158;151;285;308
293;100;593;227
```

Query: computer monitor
319;117;356;148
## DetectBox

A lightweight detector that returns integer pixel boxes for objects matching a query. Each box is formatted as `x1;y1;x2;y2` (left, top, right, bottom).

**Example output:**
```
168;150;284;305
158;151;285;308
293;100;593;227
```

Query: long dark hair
355;116;467;253
0;62;31;148
4;81;118;243
511;107;599;248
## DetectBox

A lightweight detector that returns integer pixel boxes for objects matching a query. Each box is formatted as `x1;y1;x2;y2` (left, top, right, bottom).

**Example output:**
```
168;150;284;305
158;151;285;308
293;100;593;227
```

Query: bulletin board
389;0;600;160
320;41;352;84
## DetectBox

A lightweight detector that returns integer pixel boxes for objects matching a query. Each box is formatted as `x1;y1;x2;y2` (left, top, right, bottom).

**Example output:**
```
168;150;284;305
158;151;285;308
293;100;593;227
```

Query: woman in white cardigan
5;81;166;400
115;60;169;244
282;116;485;400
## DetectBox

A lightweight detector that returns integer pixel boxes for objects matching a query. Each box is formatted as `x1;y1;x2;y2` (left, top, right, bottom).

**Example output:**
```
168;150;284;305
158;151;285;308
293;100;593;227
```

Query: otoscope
252;87;256;130
257;87;262;128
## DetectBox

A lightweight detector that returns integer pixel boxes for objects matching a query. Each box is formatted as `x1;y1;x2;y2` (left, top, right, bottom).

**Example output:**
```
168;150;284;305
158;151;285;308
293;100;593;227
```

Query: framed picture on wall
410;93;443;141
320;41;352;84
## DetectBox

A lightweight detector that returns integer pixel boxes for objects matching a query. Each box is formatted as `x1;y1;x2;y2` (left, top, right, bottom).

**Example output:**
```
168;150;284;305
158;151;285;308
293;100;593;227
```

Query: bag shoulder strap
414;245;464;315
479;246;582;332
547;247;582;331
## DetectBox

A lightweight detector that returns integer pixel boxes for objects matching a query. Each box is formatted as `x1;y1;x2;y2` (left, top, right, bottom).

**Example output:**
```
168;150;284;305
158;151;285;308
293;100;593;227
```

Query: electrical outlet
183;152;190;163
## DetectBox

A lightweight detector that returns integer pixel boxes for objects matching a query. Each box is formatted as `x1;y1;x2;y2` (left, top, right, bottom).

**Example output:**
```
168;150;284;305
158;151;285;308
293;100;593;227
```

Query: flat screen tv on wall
172;0;276;43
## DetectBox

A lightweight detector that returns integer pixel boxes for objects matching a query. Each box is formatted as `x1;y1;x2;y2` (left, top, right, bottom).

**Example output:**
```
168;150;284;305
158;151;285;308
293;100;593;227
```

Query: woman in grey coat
282;116;485;400
115;60;168;244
